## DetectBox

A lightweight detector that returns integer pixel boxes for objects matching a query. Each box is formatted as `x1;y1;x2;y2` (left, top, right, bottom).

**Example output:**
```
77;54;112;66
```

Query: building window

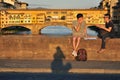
46;12;51;14
28;21;30;23
54;12;58;14
21;21;23;23
61;12;67;14
61;16;66;20
33;17;35;19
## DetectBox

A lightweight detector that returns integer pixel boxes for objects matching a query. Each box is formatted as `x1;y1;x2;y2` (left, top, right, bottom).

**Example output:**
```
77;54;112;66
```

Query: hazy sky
20;0;102;9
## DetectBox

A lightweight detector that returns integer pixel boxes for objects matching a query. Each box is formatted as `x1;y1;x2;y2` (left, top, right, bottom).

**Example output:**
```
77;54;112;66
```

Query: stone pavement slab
0;59;120;74
0;72;120;80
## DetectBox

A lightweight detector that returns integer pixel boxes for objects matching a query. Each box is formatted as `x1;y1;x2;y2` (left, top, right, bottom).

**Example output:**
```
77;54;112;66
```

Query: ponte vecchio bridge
0;9;107;34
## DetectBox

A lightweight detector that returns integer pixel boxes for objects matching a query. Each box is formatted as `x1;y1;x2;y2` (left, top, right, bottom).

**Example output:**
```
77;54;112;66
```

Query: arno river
2;26;98;36
41;26;98;36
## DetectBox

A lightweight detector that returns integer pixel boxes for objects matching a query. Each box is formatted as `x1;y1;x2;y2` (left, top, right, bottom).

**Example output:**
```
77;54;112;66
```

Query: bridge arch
87;25;99;36
38;22;72;34
39;22;71;29
39;25;72;35
1;26;31;35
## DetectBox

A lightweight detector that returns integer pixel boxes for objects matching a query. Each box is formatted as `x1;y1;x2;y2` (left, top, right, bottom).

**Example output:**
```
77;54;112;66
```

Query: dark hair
76;13;83;19
104;14;111;19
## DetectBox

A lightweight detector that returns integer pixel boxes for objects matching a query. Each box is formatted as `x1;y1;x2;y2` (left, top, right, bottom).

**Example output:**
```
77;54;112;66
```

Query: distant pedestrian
96;14;114;53
72;13;87;56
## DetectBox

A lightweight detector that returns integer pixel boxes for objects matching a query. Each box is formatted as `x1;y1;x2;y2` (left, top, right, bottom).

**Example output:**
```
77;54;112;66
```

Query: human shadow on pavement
51;46;72;74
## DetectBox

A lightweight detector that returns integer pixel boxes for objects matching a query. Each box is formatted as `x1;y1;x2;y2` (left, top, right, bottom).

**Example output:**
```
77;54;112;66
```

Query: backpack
75;48;87;61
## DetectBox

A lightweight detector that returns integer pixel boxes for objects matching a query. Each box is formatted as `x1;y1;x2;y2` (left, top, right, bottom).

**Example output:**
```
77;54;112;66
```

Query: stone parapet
0;35;119;61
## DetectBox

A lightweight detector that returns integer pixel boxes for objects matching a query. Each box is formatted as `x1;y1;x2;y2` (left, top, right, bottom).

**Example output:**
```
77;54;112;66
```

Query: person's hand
96;24;105;29
98;25;105;29
74;26;78;31
72;26;75;29
96;24;101;27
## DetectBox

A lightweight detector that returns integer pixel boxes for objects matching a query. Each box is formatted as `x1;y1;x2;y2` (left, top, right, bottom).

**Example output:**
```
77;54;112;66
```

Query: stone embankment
0;35;119;61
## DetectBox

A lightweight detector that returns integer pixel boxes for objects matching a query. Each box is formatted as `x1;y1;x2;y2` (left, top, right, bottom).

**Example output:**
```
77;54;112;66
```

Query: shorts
73;32;85;38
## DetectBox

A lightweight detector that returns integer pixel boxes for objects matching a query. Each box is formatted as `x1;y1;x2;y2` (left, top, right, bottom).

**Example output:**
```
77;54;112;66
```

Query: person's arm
75;24;80;32
95;24;112;32
72;21;79;32
83;22;87;37
99;26;112;32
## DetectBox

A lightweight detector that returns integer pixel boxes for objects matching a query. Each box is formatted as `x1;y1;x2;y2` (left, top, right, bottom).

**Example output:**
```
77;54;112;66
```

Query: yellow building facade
113;0;120;26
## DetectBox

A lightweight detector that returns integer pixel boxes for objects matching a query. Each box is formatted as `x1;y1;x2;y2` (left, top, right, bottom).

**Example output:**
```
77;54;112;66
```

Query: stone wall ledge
0;35;119;61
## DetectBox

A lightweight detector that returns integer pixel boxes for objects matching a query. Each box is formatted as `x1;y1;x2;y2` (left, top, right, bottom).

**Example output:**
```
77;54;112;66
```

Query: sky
20;0;102;9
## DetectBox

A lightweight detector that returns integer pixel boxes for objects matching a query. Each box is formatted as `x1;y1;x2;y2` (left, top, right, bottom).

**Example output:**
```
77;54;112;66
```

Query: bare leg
72;37;77;51
75;37;81;50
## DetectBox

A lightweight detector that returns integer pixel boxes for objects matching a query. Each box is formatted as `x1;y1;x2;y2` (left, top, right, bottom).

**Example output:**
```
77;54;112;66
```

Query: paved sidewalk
0;59;120;74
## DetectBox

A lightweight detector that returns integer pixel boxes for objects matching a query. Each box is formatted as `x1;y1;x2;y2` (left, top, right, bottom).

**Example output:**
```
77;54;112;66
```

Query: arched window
61;16;66;20
46;16;52;22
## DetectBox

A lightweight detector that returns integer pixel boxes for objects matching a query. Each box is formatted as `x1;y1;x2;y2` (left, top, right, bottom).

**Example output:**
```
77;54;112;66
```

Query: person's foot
72;50;77;56
97;49;105;53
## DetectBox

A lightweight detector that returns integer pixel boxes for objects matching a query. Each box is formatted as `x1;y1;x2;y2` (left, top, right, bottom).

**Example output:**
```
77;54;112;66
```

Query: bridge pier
30;25;41;35
31;29;39;35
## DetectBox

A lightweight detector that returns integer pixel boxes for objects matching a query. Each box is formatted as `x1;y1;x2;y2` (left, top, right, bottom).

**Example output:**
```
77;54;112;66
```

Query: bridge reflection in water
0;26;98;36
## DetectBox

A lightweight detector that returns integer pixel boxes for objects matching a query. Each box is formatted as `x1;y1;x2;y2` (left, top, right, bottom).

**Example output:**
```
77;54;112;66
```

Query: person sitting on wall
71;13;87;56
96;13;114;53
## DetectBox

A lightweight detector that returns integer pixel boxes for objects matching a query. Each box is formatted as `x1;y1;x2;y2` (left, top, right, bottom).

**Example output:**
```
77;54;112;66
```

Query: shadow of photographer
51;46;72;73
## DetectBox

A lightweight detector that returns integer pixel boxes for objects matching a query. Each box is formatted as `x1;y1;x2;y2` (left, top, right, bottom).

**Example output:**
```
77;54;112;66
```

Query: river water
41;26;98;36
